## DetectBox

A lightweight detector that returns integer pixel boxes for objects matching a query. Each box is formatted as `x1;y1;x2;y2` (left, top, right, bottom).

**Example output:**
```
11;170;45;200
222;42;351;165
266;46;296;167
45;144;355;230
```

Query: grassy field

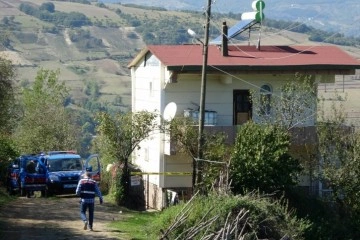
108;210;158;239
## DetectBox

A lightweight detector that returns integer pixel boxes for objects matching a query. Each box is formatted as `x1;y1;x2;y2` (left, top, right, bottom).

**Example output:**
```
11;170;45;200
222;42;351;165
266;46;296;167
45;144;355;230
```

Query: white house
128;42;360;210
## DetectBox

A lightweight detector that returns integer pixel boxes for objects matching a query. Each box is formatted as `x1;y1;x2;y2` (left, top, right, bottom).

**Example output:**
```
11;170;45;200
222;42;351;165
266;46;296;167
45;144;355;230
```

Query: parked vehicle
6;160;20;195
44;151;100;196
6;154;48;197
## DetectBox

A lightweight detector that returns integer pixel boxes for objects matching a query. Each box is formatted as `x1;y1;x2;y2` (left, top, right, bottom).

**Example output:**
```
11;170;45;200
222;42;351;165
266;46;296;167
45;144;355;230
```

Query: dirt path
0;193;125;240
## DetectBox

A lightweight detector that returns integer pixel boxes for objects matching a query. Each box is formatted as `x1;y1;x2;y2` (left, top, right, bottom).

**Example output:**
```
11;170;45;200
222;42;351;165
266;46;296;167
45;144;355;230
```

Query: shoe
89;226;93;231
83;221;88;230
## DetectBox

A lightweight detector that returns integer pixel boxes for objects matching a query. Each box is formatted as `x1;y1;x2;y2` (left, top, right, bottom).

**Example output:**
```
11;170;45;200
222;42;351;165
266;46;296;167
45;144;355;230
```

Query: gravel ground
0;193;125;240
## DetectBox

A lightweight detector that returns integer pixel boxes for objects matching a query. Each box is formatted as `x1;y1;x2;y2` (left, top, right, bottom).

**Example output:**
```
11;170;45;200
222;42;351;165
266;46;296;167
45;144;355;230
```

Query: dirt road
0;193;124;240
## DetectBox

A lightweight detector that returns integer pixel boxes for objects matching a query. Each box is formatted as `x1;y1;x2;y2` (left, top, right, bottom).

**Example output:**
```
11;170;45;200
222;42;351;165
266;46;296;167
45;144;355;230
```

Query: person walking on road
76;169;103;231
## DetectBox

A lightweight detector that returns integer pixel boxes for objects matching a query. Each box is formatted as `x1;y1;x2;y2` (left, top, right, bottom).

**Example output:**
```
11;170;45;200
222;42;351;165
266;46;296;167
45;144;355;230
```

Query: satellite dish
163;102;177;121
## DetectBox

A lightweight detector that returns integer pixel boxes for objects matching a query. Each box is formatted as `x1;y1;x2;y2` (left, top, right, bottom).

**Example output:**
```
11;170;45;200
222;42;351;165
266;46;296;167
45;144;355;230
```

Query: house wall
131;55;199;209
131;54;163;188
164;73;317;126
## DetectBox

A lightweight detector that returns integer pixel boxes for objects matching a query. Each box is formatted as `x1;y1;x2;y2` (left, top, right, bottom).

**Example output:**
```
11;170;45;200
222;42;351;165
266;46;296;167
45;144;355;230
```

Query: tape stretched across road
131;172;192;176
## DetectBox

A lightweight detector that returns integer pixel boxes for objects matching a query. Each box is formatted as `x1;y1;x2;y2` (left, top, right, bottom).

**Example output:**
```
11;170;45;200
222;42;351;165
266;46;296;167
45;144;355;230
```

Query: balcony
164;123;317;155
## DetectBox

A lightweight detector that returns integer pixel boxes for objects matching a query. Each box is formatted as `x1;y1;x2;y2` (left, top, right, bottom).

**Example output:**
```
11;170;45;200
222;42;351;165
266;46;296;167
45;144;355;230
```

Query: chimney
222;21;228;56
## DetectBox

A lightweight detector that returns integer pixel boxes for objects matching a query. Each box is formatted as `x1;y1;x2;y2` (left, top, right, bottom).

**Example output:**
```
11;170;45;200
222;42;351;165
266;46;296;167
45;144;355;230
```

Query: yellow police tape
131;172;192;176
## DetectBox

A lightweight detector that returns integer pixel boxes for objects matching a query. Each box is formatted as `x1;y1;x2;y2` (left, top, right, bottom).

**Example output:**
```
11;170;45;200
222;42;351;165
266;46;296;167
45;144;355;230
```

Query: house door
233;90;252;125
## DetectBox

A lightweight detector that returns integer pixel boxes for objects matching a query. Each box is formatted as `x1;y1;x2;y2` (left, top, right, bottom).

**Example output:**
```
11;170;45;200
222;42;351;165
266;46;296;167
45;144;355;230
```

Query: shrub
148;192;310;239
231;122;301;194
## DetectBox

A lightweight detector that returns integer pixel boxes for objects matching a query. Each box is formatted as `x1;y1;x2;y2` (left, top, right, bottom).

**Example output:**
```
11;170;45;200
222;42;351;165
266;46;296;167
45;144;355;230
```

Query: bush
148;192;310;239
231;122;301;194
0;136;18;184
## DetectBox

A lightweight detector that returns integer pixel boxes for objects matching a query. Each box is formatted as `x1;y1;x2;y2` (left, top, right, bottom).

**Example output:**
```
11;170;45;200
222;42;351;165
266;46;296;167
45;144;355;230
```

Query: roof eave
127;47;149;68
167;64;360;75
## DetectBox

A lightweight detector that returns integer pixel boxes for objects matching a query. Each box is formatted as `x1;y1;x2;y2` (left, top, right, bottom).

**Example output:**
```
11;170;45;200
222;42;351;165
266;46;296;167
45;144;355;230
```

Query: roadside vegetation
0;187;14;207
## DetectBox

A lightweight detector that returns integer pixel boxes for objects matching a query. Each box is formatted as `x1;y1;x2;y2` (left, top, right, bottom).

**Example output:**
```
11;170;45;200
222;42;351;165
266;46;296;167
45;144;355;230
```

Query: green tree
14;69;79;153
0;136;19;183
169;117;231;193
230;122;301;194
251;74;317;130
0;57;18;183
94;111;159;205
317;94;360;230
0;57;17;134
83;79;100;99
39;2;55;13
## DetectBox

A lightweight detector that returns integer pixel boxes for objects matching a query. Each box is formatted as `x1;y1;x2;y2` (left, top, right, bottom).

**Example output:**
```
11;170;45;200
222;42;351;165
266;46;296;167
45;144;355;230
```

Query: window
47;158;82;172
260;84;272;115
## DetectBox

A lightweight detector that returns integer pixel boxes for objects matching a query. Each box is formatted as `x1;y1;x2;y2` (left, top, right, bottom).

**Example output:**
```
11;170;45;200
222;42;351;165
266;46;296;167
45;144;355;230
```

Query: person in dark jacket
75;169;103;231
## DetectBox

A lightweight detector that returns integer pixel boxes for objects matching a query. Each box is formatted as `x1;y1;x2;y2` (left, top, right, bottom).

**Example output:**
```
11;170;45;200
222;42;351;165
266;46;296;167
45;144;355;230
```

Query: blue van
6;154;47;197
44;151;100;196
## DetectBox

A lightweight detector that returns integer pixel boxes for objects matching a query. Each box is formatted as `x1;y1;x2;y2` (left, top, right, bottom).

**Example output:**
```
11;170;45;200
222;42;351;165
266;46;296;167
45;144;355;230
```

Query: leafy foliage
39;2;55;13
0;58;18;180
316;95;360;230
169;117;231;192
0;57;17;134
251;74;317;130
14;68;79;153
230;122;301;194
68;29;104;50
286;188;360;239
83;79;100;99
94;111;159;205
0;136;19;183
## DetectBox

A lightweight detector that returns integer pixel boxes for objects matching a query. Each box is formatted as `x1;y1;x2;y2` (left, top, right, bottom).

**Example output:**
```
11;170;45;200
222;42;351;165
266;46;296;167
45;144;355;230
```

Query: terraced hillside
0;0;359;123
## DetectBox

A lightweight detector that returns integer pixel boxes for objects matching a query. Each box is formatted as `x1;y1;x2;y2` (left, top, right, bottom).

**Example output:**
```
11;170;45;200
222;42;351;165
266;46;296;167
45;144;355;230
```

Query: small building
128;42;360;210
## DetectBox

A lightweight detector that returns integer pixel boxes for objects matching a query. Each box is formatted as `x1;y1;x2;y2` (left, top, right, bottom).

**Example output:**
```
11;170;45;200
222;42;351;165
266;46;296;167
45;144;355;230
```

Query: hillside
105;0;360;37
0;0;359;123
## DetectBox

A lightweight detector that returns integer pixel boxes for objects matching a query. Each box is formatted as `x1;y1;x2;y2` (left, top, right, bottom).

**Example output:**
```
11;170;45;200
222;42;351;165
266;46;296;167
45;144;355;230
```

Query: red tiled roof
128;44;360;72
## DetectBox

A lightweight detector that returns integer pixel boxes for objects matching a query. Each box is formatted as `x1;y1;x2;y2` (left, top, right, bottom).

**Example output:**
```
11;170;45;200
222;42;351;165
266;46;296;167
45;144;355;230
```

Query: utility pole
195;0;211;193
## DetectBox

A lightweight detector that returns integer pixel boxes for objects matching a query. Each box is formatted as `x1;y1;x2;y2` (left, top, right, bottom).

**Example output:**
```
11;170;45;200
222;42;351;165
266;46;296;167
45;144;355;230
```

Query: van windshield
48;158;83;172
